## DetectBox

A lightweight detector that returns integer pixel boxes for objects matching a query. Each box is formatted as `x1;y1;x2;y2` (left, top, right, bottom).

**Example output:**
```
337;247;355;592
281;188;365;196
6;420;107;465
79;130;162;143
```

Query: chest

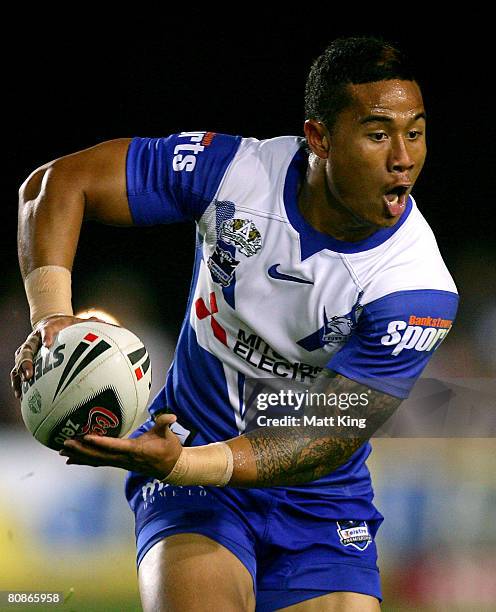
194;204;364;368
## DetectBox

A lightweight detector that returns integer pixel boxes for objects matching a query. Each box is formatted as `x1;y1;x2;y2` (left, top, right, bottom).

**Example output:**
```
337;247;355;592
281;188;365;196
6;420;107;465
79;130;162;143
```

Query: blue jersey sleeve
327;289;459;398
126;131;242;225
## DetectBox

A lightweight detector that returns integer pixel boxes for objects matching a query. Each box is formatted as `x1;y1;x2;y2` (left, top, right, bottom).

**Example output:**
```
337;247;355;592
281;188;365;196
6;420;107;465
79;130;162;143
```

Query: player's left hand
59;413;182;478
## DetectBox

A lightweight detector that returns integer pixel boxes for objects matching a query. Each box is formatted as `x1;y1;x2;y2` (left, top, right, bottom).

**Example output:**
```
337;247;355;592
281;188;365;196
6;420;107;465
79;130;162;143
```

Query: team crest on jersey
336;520;372;551
219;218;262;257
207;245;240;287
323;296;363;344
323;310;356;344
297;293;363;352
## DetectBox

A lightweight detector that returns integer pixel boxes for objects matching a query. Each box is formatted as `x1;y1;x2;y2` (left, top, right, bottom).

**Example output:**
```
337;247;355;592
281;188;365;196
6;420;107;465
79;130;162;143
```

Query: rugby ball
20;322;152;451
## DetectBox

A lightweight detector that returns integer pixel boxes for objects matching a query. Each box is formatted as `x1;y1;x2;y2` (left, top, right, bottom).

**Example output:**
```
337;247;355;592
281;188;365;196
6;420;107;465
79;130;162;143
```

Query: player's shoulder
401;196;457;293
210;134;305;218
238;134;304;153
355;195;458;305
229;134;304;170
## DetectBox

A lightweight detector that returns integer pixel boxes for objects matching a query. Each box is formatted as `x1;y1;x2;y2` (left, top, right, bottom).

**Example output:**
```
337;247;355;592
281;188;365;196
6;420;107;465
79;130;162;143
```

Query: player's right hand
10;314;106;400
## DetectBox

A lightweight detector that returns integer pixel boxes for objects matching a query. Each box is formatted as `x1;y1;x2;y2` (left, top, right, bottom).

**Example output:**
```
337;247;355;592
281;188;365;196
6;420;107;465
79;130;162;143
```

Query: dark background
3;18;494;341
2;20;495;608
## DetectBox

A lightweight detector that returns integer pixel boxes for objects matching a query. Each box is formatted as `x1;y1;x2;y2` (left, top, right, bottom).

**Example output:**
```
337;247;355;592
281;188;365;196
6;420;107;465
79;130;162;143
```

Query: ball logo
28;389;42;414
21;344;65;396
81;406;120;436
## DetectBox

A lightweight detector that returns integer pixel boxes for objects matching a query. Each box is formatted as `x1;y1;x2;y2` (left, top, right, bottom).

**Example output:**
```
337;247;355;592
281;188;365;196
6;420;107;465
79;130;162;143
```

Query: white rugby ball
20;322;152;451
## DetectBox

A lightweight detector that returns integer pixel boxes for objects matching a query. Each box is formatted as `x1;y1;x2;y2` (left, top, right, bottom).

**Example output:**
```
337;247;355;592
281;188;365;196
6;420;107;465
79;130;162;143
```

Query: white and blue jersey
124;131;458;603
126;131;458;499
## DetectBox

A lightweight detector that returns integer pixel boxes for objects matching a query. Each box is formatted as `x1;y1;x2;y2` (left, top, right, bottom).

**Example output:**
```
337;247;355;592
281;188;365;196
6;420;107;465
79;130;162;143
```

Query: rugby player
11;37;458;611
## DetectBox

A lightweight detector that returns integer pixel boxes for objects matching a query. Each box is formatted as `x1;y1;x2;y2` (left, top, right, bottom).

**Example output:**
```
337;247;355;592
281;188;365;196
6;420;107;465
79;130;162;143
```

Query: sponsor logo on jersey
381;315;453;356
193;293;321;383
267;264;313;285
172;131;216;172
207;245;240;287
407;315;452;328
201;131;216;146
195;291;228;345
219;218;262;257
233;329;322;383
336;520;372;551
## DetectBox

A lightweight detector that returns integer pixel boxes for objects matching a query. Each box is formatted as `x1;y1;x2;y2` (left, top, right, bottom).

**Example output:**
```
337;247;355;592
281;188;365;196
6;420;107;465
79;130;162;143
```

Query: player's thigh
138;532;256;612
280;591;381;611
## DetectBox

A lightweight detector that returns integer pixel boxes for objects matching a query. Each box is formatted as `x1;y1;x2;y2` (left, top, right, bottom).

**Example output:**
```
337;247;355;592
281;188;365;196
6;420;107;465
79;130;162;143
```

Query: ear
304;119;330;159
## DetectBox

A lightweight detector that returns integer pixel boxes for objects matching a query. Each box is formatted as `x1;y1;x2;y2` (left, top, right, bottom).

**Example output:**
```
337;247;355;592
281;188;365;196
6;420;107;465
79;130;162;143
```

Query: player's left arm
226;370;399;486
60;370;398;486
61;288;458;486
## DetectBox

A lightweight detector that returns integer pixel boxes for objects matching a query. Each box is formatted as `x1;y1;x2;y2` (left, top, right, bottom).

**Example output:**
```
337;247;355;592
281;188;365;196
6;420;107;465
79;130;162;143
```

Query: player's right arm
12;139;133;396
18;138;133;276
12;132;242;397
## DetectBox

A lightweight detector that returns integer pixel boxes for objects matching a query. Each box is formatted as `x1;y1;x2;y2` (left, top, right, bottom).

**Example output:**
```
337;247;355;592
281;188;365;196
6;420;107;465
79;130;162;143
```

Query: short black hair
304;36;416;131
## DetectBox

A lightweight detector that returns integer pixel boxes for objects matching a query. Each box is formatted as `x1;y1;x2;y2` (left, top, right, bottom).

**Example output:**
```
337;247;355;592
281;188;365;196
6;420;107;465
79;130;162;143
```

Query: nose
388;136;415;173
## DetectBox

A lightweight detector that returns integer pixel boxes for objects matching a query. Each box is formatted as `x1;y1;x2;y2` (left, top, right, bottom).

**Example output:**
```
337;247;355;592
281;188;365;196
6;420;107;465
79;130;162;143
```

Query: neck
298;155;377;243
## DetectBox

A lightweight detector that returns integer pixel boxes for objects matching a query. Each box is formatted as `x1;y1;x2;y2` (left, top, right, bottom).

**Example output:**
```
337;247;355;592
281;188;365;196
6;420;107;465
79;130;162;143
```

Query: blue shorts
125;434;383;611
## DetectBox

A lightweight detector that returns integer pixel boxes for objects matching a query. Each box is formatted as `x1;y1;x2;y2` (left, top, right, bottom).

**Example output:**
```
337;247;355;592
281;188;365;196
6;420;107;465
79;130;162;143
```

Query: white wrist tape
24;266;73;328
163;442;234;487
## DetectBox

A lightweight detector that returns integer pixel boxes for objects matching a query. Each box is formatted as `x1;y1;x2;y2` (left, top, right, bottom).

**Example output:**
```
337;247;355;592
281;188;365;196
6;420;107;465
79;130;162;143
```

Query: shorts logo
337;520;372;551
207;245;240;287
219;218;262;257
140;479;208;508
381;315;453;356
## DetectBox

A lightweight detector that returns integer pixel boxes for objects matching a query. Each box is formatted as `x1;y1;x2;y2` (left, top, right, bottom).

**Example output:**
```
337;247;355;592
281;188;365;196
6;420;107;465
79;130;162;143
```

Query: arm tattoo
244;371;401;486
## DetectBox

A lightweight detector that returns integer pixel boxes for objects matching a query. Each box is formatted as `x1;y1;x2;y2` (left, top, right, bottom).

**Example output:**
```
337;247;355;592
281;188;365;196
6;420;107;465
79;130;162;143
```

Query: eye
369;132;388;141
407;130;423;140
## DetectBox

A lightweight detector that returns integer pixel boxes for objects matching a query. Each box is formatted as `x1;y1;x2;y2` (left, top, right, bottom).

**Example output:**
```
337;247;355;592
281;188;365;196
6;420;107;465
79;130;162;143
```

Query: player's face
318;80;426;229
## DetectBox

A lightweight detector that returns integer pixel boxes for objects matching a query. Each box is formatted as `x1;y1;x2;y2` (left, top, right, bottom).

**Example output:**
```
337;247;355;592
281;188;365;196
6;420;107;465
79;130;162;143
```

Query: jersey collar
283;145;413;260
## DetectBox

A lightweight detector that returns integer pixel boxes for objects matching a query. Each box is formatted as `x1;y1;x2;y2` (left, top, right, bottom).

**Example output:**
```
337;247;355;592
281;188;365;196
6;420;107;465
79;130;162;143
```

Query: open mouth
385;185;409;202
383;185;409;216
